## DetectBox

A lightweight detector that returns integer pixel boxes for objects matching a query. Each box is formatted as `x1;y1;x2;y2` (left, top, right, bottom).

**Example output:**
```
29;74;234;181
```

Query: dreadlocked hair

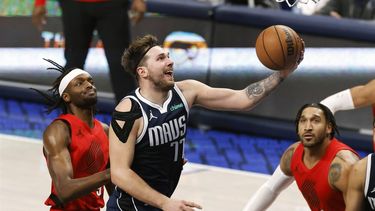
31;58;77;114
294;103;340;139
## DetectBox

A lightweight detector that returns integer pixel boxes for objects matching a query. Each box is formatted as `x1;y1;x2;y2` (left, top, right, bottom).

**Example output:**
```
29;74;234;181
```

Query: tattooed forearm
329;163;342;186
245;72;284;99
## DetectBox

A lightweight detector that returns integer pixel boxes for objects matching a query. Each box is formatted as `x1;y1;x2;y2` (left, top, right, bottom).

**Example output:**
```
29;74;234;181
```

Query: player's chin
162;81;175;91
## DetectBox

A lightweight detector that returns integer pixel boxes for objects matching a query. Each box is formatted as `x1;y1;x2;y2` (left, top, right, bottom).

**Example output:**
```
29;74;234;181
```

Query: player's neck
303;139;330;167
68;107;95;128
139;86;169;107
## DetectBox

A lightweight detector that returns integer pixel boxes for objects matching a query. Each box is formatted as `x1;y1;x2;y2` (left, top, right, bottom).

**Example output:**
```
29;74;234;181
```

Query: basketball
255;25;303;71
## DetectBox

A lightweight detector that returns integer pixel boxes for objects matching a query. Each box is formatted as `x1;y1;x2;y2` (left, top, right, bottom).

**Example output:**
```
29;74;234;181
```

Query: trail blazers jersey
290;138;357;211
112;84;189;210
365;153;375;210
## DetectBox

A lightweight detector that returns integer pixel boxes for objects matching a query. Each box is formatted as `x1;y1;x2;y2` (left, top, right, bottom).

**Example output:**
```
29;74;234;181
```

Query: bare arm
345;157;367;211
109;99;201;211
351;79;375;108
328;150;359;203
321;79;375;114
43;121;110;204
178;70;293;111
280;142;298;176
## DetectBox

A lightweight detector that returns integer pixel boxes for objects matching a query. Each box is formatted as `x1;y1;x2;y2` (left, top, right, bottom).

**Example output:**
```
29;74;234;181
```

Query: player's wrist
158;196;170;210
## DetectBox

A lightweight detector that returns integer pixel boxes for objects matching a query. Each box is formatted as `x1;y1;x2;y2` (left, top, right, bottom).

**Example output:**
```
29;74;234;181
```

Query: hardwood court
0;134;308;211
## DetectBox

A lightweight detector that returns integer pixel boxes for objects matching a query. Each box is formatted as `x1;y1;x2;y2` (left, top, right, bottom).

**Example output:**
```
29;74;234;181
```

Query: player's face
65;73;97;108
297;107;332;148
143;46;175;91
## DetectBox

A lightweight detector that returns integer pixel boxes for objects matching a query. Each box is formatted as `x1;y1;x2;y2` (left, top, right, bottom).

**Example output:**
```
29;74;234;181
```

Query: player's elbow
111;167;126;186
54;183;75;204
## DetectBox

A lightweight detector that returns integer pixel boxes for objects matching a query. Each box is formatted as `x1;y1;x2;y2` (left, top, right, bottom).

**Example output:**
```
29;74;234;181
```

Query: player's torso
129;85;189;196
291;139;349;211
61;114;109;177
46;114;108;210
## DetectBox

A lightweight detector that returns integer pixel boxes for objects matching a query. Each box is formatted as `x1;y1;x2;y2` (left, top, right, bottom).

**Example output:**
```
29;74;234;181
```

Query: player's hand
161;199;202;211
130;0;146;24
32;5;47;31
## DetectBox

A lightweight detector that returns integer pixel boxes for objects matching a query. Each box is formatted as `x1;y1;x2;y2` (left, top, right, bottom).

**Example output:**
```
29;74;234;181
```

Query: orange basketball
255;25;303;71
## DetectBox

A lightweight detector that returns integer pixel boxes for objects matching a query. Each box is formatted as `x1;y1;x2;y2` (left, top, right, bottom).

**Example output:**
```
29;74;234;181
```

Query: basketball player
320;79;375;150
243;103;359;211
106;34;304;211
346;152;375;210
38;59;112;210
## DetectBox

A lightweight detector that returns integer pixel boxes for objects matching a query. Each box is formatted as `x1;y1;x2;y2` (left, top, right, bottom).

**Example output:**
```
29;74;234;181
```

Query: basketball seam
262;29;281;69
274;26;286;68
290;29;300;66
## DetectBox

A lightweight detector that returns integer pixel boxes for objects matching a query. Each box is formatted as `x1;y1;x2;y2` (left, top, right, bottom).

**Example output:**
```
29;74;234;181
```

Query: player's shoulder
44;119;69;135
176;79;202;89
115;97;136;112
335;149;359;165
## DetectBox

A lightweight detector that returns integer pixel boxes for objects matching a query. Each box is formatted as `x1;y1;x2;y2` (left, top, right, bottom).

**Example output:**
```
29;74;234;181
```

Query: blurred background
1;0;374;182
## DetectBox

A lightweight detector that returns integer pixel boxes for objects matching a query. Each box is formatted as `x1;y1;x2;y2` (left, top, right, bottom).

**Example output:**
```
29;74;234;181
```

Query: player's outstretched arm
178;70;291;111
43;121;111;204
177;47;304;111
109;99;202;211
321;79;375;114
242;143;297;211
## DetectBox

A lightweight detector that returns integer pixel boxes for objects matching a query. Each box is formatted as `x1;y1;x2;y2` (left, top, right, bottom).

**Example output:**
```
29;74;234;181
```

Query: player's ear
137;66;147;78
62;92;71;103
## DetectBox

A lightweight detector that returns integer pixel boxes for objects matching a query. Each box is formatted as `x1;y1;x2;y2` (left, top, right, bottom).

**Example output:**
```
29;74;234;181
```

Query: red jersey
290;138;357;211
45;114;109;211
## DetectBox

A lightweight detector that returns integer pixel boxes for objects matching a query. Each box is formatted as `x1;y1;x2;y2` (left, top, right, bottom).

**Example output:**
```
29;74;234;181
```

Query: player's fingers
183;200;202;209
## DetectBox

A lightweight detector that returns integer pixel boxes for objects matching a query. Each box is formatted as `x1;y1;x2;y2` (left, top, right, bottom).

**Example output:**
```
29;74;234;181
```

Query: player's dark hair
31;58;76;114
295;103;339;139
121;34;160;80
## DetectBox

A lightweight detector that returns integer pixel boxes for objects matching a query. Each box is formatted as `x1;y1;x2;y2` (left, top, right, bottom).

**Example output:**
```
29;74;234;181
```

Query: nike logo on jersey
149;110;158;121
371;187;375;193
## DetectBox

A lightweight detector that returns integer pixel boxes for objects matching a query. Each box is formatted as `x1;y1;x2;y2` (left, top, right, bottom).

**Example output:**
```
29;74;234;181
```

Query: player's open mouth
165;71;173;77
303;133;313;140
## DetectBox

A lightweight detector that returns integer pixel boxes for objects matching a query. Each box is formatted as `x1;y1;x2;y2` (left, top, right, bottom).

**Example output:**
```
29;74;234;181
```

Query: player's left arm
328;150;359;202
351;79;375;107
177;70;292;111
345;157;367;211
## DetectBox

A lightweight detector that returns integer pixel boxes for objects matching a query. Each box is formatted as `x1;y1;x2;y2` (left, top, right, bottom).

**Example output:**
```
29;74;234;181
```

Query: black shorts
106;187;162;211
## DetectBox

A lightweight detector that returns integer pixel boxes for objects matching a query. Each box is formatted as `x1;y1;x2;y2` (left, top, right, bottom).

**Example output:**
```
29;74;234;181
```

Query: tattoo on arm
245;72;284;99
281;146;295;175
329;163;342;186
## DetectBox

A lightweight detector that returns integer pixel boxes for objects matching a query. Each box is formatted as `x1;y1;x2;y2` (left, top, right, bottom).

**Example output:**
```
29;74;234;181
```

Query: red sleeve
34;0;46;6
